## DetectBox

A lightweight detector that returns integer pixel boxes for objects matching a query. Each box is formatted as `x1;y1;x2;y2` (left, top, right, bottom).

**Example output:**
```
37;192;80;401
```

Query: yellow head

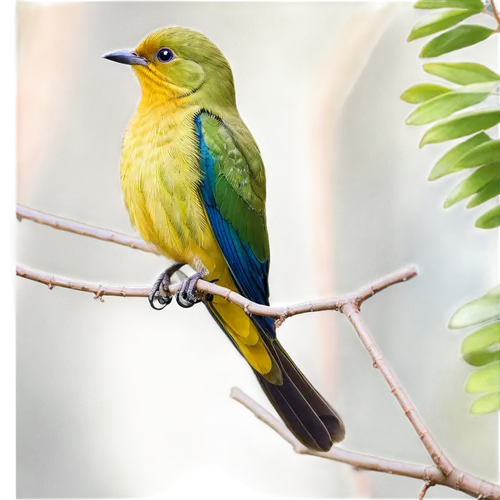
104;26;236;106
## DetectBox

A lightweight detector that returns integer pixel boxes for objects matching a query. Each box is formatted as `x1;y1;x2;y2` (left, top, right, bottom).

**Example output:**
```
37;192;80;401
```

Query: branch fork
16;204;500;499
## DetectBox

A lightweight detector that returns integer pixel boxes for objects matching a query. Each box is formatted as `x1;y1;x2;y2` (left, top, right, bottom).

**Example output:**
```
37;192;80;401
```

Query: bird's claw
175;271;204;308
148;263;184;311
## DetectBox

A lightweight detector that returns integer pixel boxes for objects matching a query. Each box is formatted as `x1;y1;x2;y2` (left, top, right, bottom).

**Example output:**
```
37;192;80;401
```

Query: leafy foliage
423;62;500;84
450;289;500;413
414;0;485;9
406;82;497;125
404;0;500;414
408;9;482;41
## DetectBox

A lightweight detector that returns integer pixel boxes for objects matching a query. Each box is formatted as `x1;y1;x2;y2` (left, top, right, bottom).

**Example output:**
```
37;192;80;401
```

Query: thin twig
230;387;500;499
16;265;150;300
16;264;417;319
15;204;417;314
16;204;160;255
16;206;500;497
419;480;435;500
341;302;453;476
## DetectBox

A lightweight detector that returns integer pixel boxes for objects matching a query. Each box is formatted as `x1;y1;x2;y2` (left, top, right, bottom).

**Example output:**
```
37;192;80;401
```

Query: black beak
102;49;148;66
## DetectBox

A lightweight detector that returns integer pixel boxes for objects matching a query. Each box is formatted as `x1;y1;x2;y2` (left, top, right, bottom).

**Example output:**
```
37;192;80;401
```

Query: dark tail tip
255;339;345;452
256;374;334;451
321;415;346;444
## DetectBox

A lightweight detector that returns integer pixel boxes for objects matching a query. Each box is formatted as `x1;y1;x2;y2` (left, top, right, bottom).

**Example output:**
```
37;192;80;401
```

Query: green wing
196;111;272;316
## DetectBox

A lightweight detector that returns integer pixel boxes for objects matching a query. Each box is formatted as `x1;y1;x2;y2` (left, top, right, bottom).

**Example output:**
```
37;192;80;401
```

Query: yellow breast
120;97;221;275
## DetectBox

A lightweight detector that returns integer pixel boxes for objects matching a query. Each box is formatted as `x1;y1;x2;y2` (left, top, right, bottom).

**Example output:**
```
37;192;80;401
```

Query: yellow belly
121;103;222;276
120;100;276;379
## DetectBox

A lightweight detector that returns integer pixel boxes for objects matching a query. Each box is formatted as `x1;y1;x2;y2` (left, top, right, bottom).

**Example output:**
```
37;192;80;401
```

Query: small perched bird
104;26;345;451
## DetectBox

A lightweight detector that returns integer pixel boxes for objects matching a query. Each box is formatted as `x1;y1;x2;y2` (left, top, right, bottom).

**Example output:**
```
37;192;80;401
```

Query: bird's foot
176;271;206;308
148;263;185;311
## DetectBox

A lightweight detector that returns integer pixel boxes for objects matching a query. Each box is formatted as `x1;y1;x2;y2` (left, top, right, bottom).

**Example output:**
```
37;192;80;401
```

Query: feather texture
195;111;345;449
113;25;345;451
196;112;271;315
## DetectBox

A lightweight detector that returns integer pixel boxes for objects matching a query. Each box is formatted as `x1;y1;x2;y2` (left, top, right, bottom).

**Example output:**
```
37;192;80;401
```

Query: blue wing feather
195;113;275;336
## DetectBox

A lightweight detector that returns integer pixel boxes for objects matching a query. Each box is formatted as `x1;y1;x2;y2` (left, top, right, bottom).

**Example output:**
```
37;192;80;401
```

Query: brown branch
341;302;453;477
15;264;417;320
16;206;499;497
16;204;160;255
230;387;500;499
16;265;150;301
14;204;415;317
419;480;435;500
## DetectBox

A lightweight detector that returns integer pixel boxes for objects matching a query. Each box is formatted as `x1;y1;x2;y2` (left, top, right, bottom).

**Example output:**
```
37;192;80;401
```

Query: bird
103;26;345;451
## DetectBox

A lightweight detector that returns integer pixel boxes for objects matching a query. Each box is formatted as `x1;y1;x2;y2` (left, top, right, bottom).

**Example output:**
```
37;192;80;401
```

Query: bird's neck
138;85;184;110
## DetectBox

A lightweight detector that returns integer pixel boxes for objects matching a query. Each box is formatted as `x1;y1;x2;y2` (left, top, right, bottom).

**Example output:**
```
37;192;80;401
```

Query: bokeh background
16;1;498;498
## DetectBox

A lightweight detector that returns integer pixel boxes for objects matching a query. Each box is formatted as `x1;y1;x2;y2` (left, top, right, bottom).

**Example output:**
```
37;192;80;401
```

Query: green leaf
408;9;481;41
469;393;500;417
420;25;495;58
465;361;500;393
462;322;500;353
406;82;497;125
423;62;500;85
467;178;500;207
444;161;500;207
476;204;500;228
450;286;500;328
429;132;490;180
400;83;451;104
454;139;500;169
463;346;500;368
420;108;500;146
414;0;485;9
462;322;500;366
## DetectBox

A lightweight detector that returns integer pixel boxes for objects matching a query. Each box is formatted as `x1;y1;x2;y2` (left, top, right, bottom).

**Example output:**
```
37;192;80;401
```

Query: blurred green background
16;1;498;498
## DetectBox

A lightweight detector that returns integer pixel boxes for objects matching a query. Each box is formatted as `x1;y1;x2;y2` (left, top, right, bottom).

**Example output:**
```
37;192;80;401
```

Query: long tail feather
205;301;345;452
256;338;345;451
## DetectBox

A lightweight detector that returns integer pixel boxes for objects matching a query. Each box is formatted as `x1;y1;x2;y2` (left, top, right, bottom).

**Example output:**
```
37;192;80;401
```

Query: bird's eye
156;48;175;63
